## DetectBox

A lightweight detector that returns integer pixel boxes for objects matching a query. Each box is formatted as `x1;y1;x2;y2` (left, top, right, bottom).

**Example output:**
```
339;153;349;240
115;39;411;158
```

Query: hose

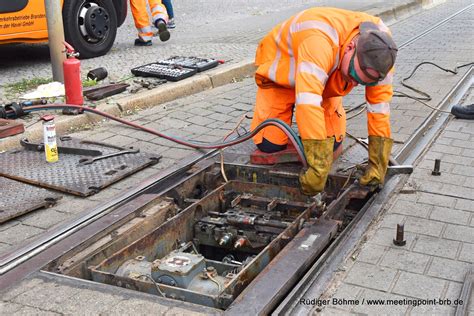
18;104;308;167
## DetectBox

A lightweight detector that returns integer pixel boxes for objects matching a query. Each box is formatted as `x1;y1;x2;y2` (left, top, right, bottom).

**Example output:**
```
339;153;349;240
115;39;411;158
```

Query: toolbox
131;63;197;81
156;56;219;72
131;56;219;81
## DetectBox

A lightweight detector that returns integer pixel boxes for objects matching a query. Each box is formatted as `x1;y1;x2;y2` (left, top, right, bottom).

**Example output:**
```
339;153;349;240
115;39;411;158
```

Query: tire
62;0;117;59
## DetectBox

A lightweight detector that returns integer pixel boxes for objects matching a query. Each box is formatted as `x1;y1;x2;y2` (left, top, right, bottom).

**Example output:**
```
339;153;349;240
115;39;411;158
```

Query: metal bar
44;0;65;82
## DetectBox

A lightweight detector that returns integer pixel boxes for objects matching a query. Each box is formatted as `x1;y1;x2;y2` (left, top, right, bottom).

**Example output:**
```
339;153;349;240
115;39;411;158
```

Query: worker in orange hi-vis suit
250;7;398;195
130;0;170;46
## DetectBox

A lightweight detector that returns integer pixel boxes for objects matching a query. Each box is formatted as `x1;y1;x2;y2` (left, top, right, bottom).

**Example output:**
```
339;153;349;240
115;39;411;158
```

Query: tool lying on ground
20;138;103;156
83;83;130;101
78;147;139;165
0;119;25;138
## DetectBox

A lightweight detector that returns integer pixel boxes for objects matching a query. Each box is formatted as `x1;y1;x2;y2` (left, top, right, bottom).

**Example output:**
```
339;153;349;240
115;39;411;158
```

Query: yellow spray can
41;114;59;163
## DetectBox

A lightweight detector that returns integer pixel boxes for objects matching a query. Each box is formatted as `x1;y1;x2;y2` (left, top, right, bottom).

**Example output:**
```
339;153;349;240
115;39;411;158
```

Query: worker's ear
345;40;356;53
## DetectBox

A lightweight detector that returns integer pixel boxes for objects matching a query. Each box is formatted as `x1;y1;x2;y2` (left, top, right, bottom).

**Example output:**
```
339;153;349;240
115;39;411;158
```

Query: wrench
78;148;139;165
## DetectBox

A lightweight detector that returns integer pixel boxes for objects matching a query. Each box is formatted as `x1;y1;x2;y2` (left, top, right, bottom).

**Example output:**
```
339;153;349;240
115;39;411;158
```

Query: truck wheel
62;0;117;59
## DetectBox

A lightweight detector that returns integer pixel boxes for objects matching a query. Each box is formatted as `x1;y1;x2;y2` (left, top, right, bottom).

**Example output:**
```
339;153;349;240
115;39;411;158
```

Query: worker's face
341;40;380;86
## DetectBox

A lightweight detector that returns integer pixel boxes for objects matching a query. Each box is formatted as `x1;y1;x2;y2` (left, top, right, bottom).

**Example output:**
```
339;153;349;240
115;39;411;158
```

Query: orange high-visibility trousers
130;0;168;41
250;86;346;146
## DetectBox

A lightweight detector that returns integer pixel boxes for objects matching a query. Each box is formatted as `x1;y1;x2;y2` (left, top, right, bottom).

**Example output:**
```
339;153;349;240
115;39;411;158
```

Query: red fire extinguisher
63;41;84;105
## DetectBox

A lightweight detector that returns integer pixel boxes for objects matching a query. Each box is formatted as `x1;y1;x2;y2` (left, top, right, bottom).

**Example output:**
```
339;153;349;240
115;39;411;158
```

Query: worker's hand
299;138;334;195
359;136;394;186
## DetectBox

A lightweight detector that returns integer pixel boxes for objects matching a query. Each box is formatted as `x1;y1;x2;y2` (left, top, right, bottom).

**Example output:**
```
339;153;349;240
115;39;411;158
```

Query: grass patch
4;77;53;96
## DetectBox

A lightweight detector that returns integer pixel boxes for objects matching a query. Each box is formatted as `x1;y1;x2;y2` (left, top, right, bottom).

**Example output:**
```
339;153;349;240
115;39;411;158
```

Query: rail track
0;3;473;314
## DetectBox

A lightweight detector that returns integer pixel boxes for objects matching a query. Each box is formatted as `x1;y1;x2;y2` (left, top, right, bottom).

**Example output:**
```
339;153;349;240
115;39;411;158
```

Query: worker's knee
257;138;287;153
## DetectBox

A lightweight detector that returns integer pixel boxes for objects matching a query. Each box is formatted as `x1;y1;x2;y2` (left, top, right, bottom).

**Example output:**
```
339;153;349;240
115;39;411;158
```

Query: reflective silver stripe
367;102;390;114
152;13;167;23
290;20;339;46
296;92;322;107
376;72;393;86
287;12;305;86
139;34;153;41
298;61;328;85
268;20;289;82
377;20;389;33
138;26;153;33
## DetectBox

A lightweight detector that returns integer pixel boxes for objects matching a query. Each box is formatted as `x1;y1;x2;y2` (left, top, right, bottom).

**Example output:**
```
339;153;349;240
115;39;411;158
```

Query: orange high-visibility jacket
255;7;394;140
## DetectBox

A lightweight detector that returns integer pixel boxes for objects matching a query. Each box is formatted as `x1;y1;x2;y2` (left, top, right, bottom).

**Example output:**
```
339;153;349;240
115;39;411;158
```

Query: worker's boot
134;38;152;46
155;19;170;42
451;104;474;120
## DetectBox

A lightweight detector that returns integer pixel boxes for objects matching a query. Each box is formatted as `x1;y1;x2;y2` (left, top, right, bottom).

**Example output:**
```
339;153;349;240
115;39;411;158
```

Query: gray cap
356;22;398;81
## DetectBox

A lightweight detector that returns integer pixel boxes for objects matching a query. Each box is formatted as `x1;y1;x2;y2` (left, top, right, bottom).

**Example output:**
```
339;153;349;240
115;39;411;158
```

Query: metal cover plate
0;177;61;224
0;138;161;196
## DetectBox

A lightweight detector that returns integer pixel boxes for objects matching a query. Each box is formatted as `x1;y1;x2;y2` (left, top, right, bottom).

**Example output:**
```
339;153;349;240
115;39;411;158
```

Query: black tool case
131;63;197;81
156;56;219;72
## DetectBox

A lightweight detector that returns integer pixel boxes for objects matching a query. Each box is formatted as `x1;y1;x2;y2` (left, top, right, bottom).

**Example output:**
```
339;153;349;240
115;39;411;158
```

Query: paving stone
417;192;456;208
186;115;215;126
355;244;387;265
409;304;455;315
459;242;474;263
0;223;44;245
51;196;101;215
430;206;471;225
0;220;21;232
443;131;471;140
164;306;221;315
0;242;11;254
392;271;446;299
344;262;397;292
106;298;171;315
445;281;463;301
18;209;71;230
379;213;406;229
15;306;61;315
319;307;353;315
208;112;232;122
369;227;417;249
388;199;431;218
379;248;431;274
352;288;408;315
404;216;445;237
443;224;474;243
431;144;463;155
413;235;460;259
328;283;364;312
427;257;472;282
12;281;78;310
59;288;124;315
455;199;474;212
0;301;23;314
0;278;44;301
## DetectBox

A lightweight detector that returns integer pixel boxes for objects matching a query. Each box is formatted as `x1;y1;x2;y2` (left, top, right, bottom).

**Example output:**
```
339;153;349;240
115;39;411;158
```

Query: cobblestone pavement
1;0;473;315
0;0;423;102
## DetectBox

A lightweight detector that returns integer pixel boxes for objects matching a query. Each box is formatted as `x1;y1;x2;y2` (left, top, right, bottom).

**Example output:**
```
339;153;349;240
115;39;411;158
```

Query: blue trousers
162;0;174;19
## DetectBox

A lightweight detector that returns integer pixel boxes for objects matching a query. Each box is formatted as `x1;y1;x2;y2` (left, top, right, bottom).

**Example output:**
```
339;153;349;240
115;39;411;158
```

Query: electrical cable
17;104;308;167
138;274;166;297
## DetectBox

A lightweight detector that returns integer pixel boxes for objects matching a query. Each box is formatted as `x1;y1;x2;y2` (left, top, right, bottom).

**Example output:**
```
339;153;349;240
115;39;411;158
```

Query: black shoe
451;104;474;120
154;19;170;42
134;38;152;46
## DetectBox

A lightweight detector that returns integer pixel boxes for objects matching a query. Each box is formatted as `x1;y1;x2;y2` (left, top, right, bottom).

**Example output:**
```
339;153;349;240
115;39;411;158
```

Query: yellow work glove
299;138;334;195
359;136;394;186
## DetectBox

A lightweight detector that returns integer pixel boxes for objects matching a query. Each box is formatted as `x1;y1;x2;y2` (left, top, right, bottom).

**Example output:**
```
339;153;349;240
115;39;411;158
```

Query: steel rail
274;67;473;315
0;149;219;275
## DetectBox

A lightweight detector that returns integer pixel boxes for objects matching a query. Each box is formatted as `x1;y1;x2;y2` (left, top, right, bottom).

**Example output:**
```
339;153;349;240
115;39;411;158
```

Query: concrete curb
0;0;445;151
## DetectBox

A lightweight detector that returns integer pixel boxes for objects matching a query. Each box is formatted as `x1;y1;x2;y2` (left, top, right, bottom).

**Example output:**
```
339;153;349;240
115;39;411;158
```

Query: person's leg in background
148;0;170;41
162;0;175;28
130;0;154;46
